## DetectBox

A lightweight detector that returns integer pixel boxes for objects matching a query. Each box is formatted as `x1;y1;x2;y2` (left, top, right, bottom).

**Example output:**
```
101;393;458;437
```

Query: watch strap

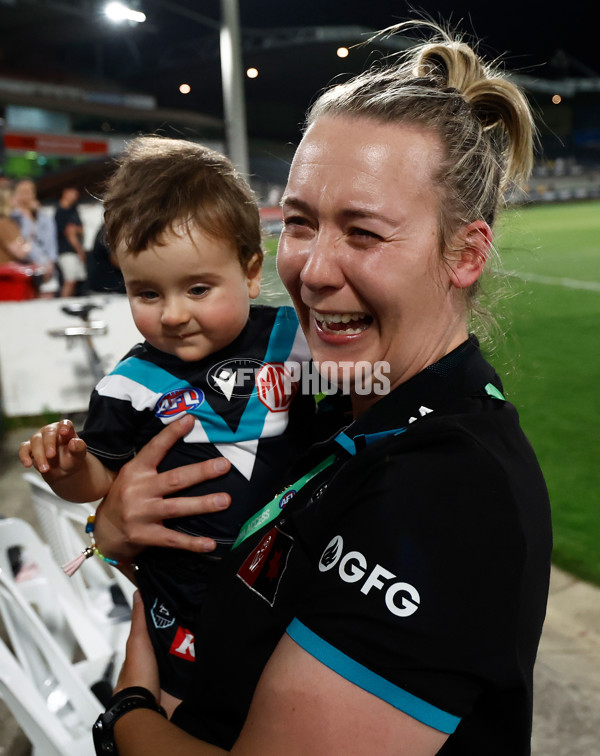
93;686;166;755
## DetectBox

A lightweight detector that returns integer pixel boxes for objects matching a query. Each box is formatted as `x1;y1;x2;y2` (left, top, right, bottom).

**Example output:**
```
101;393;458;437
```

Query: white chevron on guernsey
214;439;260;481
96;373;162;411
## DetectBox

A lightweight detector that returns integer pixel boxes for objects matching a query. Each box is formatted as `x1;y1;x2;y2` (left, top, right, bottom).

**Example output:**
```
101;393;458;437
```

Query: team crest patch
169;626;196;661
151;599;175;629
256;363;298;412
154;387;204;418
237;526;294;606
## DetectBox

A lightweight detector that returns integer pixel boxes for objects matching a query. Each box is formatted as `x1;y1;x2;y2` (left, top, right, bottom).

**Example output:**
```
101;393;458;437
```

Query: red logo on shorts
169;626;196;661
255;363;297;412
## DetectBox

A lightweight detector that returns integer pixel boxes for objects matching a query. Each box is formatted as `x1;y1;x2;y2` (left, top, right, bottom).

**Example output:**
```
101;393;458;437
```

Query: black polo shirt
172;336;552;754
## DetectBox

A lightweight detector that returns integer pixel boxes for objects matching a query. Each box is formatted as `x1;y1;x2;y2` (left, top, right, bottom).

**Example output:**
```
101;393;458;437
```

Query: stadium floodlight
104;2;146;23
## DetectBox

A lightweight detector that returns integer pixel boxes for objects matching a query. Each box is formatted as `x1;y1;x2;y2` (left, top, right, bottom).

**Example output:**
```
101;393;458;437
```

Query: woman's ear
246;253;263;299
446;221;493;289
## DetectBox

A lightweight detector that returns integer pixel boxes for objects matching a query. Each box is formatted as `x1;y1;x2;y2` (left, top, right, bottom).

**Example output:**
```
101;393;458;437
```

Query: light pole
219;0;249;177
105;0;250;176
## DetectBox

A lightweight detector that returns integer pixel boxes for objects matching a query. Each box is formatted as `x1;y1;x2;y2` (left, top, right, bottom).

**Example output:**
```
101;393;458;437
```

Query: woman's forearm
114;709;227;755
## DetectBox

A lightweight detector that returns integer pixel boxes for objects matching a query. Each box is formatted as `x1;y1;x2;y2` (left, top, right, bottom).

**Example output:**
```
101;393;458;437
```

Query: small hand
18;419;87;481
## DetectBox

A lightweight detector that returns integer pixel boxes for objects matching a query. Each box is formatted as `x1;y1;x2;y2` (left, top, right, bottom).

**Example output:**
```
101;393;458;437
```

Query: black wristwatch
92;686;167;755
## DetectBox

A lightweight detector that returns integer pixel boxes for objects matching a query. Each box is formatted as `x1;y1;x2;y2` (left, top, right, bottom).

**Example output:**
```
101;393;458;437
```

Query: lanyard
231;381;504;550
232;452;337;549
232;426;406;550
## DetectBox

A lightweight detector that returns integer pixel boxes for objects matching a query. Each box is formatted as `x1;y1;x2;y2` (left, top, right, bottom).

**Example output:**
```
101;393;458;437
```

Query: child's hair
103;136;263;270
306;21;536;325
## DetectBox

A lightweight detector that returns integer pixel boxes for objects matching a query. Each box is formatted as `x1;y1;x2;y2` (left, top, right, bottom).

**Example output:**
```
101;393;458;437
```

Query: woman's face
277;116;469;413
13;181;36;209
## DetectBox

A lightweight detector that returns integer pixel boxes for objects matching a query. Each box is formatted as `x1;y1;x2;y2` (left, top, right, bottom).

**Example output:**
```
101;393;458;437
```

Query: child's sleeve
78;386;141;471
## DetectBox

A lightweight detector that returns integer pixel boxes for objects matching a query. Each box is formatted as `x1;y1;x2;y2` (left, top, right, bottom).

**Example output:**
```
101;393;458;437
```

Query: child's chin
166;344;207;361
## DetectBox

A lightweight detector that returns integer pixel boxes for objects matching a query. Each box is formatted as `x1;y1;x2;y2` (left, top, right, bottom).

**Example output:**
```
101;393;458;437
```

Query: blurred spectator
0;184;38;300
0;185;30;264
86;224;126;294
11;179;59;298
55;186;87;297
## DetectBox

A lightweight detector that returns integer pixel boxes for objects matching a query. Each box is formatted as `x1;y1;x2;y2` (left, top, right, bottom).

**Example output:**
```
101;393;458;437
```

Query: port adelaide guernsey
79;305;316;549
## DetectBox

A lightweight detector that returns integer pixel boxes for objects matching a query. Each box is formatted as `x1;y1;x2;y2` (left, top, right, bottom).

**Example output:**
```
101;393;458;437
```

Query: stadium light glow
337;47;349;58
246;67;258;79
105;2;146;23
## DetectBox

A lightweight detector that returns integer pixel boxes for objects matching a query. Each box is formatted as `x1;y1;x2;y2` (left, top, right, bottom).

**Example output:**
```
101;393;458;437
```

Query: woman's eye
348;227;382;241
283;215;309;230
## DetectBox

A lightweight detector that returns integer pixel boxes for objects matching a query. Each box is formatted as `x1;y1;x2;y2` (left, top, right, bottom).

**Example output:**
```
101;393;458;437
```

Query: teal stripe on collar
334;427;407;456
484;383;505;401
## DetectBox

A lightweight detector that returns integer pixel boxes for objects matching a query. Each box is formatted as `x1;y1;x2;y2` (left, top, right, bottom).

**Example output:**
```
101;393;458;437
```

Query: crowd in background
0;177;125;300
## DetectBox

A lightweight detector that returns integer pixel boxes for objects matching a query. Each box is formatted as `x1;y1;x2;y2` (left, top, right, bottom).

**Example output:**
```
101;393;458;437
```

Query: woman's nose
299;234;345;292
161;297;190;326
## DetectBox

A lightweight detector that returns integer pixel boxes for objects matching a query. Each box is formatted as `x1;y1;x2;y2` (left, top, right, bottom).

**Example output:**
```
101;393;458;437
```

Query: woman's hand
93;414;231;564
112;591;227;753
115;591;160;699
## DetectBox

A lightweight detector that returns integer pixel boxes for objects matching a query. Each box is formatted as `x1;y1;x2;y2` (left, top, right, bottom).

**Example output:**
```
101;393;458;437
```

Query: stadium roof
0;0;597;144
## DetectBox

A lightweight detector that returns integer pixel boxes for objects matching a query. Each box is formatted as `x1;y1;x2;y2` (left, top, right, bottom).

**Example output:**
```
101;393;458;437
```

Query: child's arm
19;419;116;502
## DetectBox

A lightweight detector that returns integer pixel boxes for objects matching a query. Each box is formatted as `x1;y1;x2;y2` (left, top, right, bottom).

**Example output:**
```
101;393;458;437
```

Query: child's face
118;223;261;362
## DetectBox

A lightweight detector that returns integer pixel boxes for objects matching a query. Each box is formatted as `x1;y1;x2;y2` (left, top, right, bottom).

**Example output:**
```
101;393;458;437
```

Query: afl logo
279;490;296;509
155;388;204;418
319;535;344;572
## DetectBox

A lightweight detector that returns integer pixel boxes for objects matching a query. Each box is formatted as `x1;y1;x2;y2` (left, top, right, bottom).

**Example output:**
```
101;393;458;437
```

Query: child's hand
18;419;88;482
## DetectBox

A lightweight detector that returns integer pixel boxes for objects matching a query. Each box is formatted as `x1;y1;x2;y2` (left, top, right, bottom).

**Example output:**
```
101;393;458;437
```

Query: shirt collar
332;335;502;455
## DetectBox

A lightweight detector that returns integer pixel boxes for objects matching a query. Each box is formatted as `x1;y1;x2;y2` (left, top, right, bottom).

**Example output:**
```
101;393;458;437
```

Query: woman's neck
350;327;469;418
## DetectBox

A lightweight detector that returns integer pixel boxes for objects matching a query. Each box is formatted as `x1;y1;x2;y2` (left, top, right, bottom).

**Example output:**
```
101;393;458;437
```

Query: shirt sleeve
78;387;142;470
289;427;527;732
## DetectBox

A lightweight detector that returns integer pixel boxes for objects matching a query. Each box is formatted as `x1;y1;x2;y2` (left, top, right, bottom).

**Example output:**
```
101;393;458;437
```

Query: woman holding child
25;21;552;755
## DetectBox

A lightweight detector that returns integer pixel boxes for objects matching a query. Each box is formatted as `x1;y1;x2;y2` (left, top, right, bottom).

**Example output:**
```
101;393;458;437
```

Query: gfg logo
318;535;421;618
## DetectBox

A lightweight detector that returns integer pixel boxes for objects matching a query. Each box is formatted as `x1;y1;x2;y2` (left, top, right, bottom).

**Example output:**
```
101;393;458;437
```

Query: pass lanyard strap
232;425;407;550
232;453;337;549
231;381;505;550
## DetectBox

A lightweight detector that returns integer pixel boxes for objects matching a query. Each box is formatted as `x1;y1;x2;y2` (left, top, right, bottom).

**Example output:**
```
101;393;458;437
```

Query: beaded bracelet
62;514;120;577
85;515;119;566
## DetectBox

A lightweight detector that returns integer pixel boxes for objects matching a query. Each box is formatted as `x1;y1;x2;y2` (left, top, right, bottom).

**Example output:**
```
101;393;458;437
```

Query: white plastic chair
23;471;134;643
0;516;125;679
0;635;94;756
0;517;117;754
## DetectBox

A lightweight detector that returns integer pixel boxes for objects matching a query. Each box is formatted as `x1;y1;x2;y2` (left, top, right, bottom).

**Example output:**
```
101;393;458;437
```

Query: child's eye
138;290;159;301
189;285;209;297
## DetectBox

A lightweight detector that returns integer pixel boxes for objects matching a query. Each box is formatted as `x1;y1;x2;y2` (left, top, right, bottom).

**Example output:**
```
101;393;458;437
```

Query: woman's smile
311;309;372;336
